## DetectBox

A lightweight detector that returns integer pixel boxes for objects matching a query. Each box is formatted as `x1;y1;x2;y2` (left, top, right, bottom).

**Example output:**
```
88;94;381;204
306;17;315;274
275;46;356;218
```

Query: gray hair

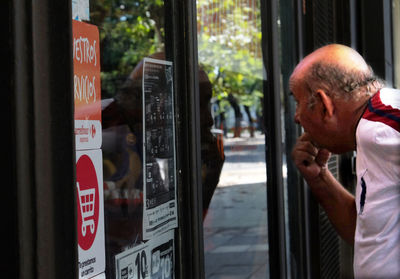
304;62;384;108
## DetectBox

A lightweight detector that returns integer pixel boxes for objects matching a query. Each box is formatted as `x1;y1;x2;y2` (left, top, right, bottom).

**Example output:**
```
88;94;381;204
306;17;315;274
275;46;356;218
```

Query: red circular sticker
76;154;99;250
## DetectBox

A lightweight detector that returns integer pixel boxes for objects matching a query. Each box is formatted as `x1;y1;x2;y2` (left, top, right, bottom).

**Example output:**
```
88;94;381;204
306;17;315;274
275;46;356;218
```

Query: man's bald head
291;44;370;84
290;44;381;105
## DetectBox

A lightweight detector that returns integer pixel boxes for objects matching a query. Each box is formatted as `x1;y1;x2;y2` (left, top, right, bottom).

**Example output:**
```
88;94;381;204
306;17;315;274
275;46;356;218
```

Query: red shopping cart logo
91;124;96;139
76;154;100;250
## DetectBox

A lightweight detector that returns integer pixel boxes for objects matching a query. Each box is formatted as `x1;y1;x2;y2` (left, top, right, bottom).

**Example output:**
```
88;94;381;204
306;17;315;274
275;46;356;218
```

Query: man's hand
291;133;331;183
291;133;357;244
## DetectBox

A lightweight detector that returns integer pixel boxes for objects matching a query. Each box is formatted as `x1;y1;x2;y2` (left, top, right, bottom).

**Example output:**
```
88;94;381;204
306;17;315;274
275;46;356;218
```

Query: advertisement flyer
73;20;105;278
73;20;102;151
76;149;105;279
142;58;178;240
148;231;174;279
115;230;175;279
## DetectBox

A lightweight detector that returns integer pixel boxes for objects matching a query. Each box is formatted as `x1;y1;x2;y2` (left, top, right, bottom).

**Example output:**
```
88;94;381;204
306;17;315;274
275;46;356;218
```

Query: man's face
292;85;349;154
291;86;327;148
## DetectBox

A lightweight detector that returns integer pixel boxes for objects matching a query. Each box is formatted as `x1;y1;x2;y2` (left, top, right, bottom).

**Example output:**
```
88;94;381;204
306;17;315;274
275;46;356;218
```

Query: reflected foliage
197;0;263;126
90;0;165;98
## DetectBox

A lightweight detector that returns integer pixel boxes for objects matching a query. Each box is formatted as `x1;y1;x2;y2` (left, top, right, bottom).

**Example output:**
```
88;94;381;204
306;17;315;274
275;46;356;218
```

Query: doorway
196;0;270;277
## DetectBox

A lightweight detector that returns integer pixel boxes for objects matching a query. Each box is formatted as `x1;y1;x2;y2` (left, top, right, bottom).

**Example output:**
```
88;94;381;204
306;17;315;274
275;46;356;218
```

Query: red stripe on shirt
362;91;400;133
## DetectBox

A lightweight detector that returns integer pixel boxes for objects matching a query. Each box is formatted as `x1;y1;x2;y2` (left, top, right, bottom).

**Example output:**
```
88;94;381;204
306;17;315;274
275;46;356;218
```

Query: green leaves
90;0;164;98
197;0;263;108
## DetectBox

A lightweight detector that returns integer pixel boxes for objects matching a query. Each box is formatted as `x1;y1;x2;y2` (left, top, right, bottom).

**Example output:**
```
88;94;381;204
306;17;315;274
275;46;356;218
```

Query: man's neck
334;93;373;152
350;92;376;149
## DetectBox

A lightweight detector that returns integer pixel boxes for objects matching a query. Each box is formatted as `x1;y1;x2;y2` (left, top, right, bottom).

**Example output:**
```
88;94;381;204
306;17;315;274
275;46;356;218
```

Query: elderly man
290;44;400;278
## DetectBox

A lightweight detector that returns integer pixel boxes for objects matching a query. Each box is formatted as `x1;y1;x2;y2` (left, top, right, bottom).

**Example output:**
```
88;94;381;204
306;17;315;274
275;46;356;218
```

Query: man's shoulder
361;88;400;133
380;87;400;108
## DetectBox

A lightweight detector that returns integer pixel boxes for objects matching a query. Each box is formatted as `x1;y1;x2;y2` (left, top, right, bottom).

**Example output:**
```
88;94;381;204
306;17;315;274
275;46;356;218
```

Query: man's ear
316;89;334;119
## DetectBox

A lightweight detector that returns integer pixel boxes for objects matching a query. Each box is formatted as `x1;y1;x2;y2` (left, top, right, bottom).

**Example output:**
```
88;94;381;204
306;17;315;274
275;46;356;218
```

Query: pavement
203;132;270;279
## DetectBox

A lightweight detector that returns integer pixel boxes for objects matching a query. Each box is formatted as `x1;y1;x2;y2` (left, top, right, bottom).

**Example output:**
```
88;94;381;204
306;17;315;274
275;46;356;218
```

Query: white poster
147;231;174;279
142;58;178;240
72;0;90;21
115;230;175;279
75;119;102;150
90;273;106;279
76;149;105;278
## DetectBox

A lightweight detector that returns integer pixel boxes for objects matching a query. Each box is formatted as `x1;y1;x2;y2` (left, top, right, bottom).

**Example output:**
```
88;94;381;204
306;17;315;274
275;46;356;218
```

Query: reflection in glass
90;1;168;276
90;0;228;276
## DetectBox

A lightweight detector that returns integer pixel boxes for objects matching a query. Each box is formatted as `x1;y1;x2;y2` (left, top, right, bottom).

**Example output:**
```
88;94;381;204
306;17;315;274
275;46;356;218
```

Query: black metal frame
279;0;309;277
4;0;19;276
31;1;77;277
5;0;77;278
359;0;394;86
172;0;205;278
260;0;288;278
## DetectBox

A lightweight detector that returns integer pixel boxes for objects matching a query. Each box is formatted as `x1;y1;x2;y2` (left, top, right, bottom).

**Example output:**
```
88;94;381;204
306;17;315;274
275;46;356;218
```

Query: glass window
73;1;178;278
196;0;269;277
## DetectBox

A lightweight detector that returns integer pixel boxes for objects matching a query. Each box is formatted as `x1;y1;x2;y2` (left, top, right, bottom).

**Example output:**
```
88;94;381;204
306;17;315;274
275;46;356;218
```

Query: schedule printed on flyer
142;58;178;240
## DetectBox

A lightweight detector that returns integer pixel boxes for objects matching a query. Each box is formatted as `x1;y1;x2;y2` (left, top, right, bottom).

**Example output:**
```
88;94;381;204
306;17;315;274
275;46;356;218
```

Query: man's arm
292;133;357;245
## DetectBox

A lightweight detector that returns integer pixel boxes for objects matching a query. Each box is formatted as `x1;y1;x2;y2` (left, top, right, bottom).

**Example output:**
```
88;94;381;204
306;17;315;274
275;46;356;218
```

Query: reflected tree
89;0;165;98
197;0;263;130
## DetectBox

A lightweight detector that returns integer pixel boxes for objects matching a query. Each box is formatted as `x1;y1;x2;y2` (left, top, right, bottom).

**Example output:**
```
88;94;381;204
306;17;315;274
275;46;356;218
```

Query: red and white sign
73;20;102;150
76;149;105;278
73;19;104;279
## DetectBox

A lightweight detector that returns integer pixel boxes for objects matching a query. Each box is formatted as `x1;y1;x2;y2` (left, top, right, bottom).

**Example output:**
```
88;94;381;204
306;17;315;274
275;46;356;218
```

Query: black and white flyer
142;58;178;240
115;230;175;279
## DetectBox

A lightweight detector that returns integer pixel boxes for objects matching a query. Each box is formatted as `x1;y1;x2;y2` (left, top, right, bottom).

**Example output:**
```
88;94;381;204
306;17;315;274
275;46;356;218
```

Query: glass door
74;1;195;278
196;0;271;278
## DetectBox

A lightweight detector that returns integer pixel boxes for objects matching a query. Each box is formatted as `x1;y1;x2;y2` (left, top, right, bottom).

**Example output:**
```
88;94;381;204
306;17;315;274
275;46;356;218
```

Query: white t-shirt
354;88;400;278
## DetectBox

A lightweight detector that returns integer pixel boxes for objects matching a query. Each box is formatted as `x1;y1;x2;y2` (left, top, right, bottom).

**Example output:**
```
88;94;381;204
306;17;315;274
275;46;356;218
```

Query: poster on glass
115;226;175;279
142;58;177;240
